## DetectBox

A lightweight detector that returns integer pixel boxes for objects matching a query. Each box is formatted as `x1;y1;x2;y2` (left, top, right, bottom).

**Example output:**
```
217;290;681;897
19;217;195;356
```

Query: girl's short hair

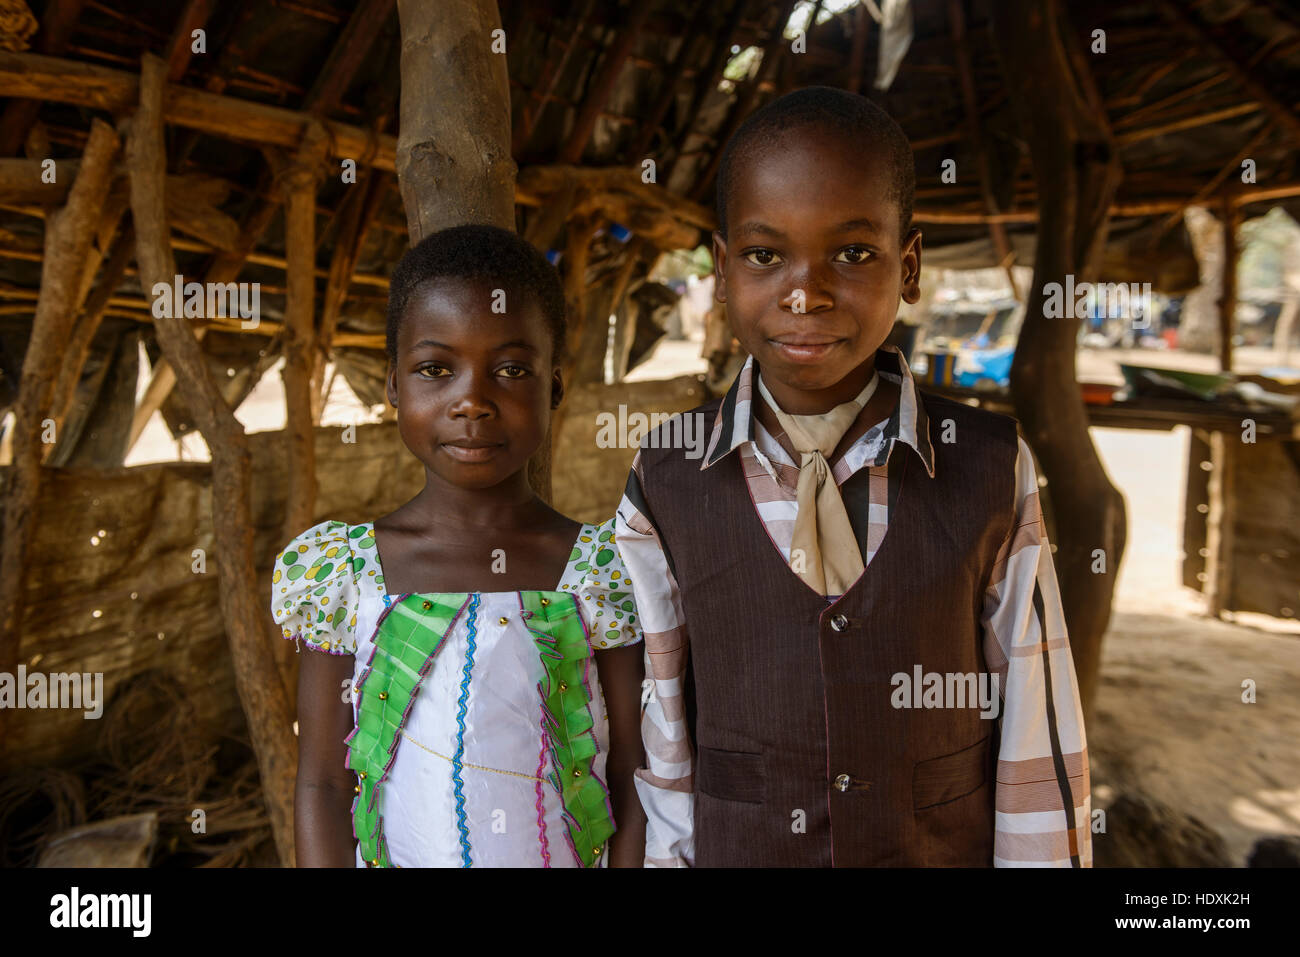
386;223;567;364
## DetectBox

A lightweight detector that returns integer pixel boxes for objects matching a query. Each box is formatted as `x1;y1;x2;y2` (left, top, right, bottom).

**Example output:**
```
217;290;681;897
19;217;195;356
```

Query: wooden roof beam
304;0;396;114
0;0;88;156
557;2;654;165
164;0;216;83
0;52;398;170
1154;0;1300;144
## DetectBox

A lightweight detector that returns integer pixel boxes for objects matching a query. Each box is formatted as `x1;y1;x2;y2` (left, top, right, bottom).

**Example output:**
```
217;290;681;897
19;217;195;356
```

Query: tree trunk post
0;118;118;741
125;53;298;865
394;0;553;496
989;0;1128;721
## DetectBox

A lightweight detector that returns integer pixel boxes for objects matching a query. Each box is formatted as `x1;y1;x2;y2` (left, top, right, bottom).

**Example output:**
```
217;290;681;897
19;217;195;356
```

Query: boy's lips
768;334;845;363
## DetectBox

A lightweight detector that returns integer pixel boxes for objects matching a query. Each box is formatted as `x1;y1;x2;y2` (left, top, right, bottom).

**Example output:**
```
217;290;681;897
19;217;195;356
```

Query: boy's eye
835;245;874;264
417;365;451;378
499;365;530;378
742;248;782;267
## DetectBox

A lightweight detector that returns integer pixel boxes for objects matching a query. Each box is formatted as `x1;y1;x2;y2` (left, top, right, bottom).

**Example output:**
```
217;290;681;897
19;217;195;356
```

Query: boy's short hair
715;85;916;244
385;223;567;364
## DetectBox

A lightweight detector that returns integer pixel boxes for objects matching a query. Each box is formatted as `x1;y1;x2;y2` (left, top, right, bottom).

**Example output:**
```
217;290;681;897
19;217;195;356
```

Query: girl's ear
550;367;564;409
385;361;399;408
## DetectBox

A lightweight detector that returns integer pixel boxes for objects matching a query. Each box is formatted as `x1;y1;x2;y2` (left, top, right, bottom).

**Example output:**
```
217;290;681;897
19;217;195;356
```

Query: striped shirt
615;344;1091;867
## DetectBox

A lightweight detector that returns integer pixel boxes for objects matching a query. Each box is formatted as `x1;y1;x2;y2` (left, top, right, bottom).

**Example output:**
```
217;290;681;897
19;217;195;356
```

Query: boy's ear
711;229;728;303
900;227;923;305
385;362;398;408
550;367;564;409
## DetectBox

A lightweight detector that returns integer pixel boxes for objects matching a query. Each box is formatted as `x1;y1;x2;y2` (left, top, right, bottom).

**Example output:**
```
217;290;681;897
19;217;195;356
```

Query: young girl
272;224;645;867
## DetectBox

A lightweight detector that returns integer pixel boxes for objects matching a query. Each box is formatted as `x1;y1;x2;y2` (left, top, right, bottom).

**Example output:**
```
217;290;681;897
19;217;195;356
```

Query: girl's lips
441;443;502;463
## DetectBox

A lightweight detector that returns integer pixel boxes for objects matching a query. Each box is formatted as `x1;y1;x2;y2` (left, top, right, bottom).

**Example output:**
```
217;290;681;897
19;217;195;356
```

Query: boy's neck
757;351;879;416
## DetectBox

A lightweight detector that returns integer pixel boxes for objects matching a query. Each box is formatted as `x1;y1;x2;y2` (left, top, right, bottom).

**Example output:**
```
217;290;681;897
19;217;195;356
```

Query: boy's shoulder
915;388;1020;440
636;396;725;469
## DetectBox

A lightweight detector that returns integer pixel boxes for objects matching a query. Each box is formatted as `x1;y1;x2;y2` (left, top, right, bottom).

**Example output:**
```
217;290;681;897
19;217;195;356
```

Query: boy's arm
980;437;1092;867
616;455;696;867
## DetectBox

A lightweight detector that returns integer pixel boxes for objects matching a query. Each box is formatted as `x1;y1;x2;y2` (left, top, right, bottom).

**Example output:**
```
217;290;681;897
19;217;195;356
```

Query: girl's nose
448;374;494;419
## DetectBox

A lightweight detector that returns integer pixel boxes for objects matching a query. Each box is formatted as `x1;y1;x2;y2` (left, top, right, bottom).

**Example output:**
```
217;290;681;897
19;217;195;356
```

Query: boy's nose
781;275;834;313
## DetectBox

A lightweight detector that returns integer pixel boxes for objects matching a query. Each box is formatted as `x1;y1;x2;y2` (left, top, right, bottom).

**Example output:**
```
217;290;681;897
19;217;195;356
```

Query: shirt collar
700;343;936;478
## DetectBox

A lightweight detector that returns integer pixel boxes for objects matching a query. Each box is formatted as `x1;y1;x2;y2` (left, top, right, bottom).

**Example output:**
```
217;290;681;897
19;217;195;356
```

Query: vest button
830;614;849;632
833;773;852;792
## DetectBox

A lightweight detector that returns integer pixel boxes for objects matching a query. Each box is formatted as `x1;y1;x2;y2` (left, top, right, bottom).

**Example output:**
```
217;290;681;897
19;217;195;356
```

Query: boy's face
713;127;922;414
385;277;561;491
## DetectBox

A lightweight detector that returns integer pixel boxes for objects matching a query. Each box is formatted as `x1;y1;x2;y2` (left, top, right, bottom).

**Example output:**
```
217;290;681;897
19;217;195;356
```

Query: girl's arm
595;642;647;868
294;649;358;867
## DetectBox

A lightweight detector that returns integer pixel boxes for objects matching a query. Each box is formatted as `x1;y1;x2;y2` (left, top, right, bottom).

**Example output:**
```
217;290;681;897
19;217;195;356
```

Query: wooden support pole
1203;430;1238;619
125;181;284;457
1219;191;1240;373
124;54;298;866
42;226;136;465
394;0;515;238
989;0;1128;722
0;119;117;736
275;128;327;542
316;173;388;417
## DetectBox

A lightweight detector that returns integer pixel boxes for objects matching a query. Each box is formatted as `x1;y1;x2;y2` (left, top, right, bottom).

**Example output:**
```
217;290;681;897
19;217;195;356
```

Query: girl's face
385;277;561;491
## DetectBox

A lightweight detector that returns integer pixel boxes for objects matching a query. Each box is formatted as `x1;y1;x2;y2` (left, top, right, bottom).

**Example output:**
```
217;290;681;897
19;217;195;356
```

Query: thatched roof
1;0;1297;465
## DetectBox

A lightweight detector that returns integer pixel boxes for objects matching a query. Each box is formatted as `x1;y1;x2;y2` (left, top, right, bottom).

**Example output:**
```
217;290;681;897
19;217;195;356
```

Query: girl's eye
835;245;873;264
417;365;450;378
499;365;530;378
742;248;782;267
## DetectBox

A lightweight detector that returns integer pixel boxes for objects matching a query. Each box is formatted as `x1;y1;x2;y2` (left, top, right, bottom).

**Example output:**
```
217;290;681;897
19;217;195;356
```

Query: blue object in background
954;346;1014;388
608;222;632;243
546;249;562;265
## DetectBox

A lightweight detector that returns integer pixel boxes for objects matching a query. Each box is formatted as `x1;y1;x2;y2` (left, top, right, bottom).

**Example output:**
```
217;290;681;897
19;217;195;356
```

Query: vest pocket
912;735;989;810
697;746;766;804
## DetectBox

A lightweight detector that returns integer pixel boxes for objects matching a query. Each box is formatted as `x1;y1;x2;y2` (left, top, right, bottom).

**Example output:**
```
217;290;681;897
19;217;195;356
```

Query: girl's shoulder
557;517;643;651
270;519;386;655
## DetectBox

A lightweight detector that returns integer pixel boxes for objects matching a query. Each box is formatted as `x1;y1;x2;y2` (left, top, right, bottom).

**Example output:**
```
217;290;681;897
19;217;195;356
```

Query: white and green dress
271;517;642;868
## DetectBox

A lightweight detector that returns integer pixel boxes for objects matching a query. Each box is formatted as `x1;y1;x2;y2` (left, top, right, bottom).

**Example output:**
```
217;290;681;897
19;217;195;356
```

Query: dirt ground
128;337;1300;864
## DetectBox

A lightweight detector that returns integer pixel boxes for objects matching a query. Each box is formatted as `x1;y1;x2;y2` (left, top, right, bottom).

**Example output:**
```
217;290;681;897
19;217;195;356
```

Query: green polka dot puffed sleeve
271;520;363;655
569;518;643;651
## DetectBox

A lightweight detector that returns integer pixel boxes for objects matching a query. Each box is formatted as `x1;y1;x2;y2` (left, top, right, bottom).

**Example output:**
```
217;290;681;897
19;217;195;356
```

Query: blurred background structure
0;0;1296;867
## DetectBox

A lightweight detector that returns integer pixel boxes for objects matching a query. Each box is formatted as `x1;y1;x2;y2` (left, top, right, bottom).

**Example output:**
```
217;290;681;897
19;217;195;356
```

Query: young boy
616;87;1090;867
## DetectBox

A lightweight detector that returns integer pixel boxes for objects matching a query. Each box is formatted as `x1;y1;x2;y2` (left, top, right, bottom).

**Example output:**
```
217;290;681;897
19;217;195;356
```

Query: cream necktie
756;371;878;596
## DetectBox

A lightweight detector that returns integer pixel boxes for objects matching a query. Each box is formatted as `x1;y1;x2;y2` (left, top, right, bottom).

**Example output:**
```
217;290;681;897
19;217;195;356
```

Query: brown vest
639;391;1019;866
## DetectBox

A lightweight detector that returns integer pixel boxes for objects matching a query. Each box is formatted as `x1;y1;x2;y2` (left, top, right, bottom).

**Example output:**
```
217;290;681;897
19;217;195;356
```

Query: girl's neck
403;469;547;532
